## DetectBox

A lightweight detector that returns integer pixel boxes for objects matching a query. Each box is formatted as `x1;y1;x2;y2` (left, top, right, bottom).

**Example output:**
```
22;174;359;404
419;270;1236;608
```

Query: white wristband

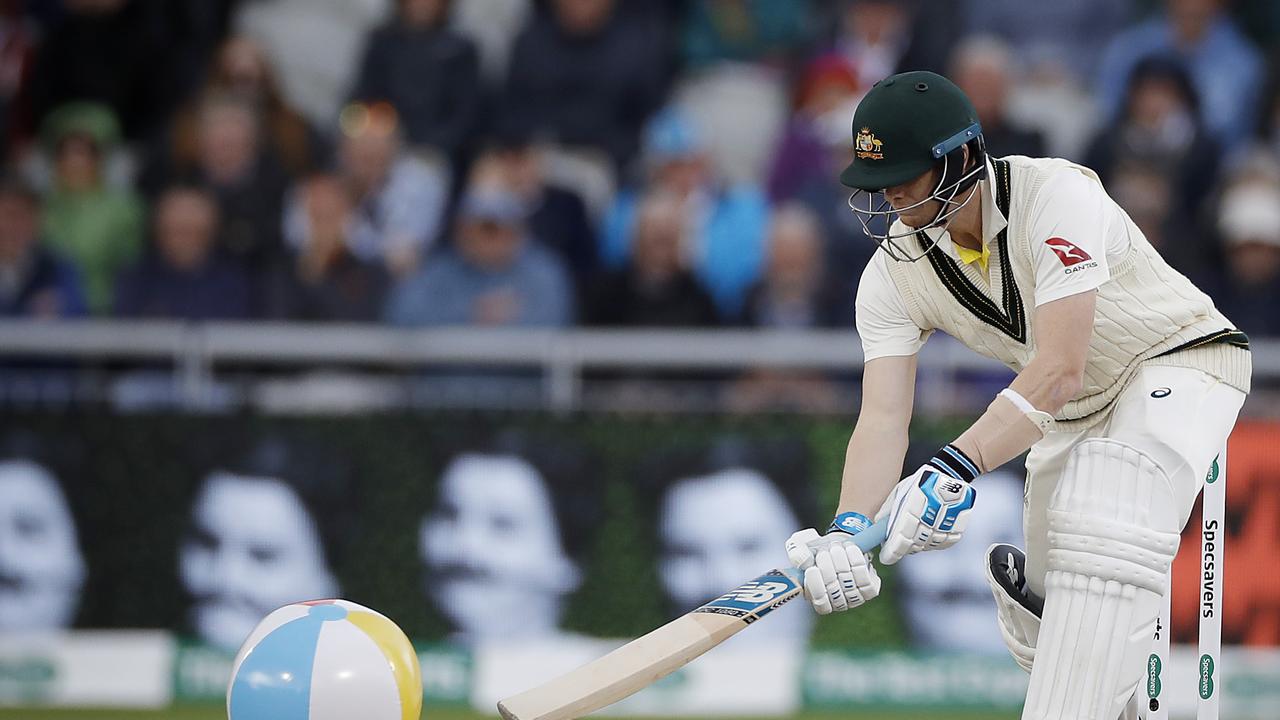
998;388;1036;413
999;388;1056;436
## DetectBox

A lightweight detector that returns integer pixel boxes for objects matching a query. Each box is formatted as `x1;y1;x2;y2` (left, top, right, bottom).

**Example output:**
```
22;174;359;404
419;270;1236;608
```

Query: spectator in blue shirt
0;178;86;319
1096;0;1263;148
115;186;252;320
476;131;598;291
385;186;573;327
312;101;449;279
602;108;769;319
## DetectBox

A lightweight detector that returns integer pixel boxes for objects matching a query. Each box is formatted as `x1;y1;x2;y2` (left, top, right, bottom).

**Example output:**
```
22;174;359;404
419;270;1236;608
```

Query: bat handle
850;516;890;553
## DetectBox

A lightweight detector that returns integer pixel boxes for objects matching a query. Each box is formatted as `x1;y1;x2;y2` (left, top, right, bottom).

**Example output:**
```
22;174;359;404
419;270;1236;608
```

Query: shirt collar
978;156;1007;243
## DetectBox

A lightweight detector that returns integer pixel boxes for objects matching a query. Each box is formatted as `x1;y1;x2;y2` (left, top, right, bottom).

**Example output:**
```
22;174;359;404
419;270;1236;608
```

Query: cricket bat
497;518;890;720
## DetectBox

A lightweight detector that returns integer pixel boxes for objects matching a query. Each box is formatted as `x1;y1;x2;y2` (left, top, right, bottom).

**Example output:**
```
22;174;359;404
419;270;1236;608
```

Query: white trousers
1021;365;1245;719
1024;365;1244;596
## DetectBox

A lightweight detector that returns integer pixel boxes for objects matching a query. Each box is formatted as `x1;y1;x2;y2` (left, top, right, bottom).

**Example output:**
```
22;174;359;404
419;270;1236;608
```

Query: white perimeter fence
1;320;1278;414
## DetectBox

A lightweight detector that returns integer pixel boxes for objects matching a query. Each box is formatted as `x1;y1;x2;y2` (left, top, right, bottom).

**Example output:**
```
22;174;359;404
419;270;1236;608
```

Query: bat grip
850;517;890;553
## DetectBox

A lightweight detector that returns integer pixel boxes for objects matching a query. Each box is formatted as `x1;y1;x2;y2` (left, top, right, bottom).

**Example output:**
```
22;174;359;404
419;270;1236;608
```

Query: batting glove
785;512;881;615
876;444;980;565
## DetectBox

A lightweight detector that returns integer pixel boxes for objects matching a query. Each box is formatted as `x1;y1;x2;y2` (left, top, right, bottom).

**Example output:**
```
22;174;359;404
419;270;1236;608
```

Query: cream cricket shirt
853;155;1250;426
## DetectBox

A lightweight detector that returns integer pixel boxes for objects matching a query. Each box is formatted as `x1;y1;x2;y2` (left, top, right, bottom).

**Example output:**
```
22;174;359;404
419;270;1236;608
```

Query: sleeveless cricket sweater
883;156;1251;430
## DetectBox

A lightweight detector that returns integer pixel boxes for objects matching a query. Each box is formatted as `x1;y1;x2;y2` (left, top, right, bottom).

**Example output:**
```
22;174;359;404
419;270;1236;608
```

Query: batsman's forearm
951;292;1090;473
1007;354;1084;416
837;420;909;517
951;366;1065;474
951;396;1042;475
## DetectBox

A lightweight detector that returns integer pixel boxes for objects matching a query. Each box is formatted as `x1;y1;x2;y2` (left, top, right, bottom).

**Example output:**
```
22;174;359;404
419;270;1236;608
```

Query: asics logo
1045;237;1092;267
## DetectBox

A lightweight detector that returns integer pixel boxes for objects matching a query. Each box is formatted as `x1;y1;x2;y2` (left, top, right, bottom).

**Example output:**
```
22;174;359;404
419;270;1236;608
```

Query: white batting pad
1023;439;1182;720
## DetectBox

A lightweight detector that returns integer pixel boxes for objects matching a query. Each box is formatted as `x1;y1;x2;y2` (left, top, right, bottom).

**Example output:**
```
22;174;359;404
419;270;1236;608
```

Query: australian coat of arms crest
855;127;884;160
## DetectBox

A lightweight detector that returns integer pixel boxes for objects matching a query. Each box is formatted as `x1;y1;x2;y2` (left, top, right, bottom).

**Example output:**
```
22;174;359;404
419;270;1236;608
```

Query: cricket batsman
785;71;1250;720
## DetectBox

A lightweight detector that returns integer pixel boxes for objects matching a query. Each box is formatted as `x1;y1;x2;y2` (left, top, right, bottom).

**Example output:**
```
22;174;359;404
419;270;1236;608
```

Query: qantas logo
1045;237;1092;267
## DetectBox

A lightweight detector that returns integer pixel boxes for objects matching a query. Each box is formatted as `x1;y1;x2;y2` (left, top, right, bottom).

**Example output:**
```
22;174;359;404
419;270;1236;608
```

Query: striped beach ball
227;599;422;720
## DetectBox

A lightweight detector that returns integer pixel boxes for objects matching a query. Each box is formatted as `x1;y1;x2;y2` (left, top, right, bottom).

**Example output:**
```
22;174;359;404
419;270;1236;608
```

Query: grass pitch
0;707;1021;720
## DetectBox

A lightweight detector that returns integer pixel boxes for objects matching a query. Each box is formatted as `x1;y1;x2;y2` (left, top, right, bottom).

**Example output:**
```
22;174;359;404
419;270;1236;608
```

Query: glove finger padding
927;526;962;552
813;548;848;612
791;528;881;615
802;565;832;615
848;545;881;601
985;543;1042;674
818;540;880;611
785;528;821;569
835;541;881;609
826;543;857;607
879;533;911;565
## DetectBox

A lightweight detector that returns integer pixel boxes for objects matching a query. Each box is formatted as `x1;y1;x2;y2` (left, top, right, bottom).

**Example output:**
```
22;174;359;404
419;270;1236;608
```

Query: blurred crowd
4;0;1280;337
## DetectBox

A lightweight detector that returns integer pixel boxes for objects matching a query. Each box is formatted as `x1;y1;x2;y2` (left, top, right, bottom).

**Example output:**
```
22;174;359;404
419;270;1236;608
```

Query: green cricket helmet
841;70;987;262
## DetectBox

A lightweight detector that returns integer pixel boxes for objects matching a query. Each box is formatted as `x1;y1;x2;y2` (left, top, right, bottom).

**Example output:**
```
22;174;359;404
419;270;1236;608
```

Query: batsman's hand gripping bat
497;517;890;720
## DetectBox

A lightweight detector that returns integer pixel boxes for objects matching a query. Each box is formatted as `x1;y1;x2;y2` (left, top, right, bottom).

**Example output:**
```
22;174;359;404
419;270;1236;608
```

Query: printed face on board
419;454;580;644
658;468;810;643
0;460;85;632
179;472;338;650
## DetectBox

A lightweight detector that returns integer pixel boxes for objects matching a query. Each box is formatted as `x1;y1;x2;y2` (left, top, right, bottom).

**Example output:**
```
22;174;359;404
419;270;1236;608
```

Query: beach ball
227;599;422;720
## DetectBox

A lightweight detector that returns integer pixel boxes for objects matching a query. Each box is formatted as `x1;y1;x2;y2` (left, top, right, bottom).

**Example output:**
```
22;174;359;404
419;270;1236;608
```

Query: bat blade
497;567;802;720
497;518;888;720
